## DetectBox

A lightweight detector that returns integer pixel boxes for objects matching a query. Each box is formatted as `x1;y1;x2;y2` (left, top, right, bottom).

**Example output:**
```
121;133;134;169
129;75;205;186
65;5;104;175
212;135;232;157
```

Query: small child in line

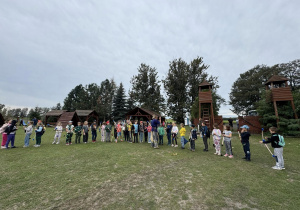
114;124;118;143
66;121;74;145
1;120;10;149
147;123;152;143
158;124;165;145
82;121;89;143
190;124;197;152
6;120;18;149
260;127;285;170
117;121;122;142
240;125;251;161
101;123;106;142
179;123;188;149
133;121;139;143
53;122;63;144
223;125;233;158
34;122;44;147
74;122;82;144
91;121;97;143
23;121;33;147
171;122;178;147
212;123;222;155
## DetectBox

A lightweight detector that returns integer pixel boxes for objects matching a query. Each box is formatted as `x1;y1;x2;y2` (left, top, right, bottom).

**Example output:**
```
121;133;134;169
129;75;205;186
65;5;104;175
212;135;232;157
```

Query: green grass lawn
1;127;299;209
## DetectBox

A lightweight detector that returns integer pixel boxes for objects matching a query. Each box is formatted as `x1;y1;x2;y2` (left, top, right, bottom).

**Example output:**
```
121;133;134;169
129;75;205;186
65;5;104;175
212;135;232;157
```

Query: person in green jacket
74;122;82;144
105;121;112;142
158;124;165;145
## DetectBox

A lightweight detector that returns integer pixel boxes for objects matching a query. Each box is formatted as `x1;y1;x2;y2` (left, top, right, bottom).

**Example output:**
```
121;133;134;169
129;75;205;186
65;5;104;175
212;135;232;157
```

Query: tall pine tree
112;83;127;121
130;63;164;113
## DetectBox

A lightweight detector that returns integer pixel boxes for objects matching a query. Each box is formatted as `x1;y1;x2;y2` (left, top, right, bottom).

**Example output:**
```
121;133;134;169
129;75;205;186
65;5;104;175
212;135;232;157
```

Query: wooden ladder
202;108;210;127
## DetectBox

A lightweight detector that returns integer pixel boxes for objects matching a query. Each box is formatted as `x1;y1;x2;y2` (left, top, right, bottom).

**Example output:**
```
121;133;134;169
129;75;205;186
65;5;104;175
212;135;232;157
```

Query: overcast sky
1;0;299;117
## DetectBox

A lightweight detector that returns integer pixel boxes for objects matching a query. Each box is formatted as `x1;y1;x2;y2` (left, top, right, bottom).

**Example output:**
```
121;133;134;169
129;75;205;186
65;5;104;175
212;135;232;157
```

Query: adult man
151;115;161;149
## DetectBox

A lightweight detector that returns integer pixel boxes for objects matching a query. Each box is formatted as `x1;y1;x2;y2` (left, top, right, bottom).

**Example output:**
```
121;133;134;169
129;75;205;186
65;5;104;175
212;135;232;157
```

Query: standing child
239;125;251;161
171;122;178;147
34;122;44;147
82;121;89;143
166;122;172;146
5;120;18;149
101;123;106;142
133;121;139;143
53;122;63;144
190;124;197;152
105;121;112;142
66;121;74;145
212;123;222;155
139;121;144;143
113;123;118;143
23;121;33;147
179;123;188;149
1;120;10;149
147;123;152;143
116;121;122;142
201;122;209;152
91;121;97;143
158;124;165;145
223;125;233;158
260;127;285;170
74;122;82;144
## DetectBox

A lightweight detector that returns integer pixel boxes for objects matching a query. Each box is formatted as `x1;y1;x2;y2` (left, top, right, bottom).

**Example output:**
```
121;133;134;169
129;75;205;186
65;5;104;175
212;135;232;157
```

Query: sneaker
214;153;217;155
224;154;228;157
174;145;178;147
281;167;285;170
192;149;195;152
85;142;87;144
272;166;282;170
56;142;59;144
66;143;69;145
171;144;174;147
1;146;6;149
229;155;234;158
52;142;56;144
181;147;185;149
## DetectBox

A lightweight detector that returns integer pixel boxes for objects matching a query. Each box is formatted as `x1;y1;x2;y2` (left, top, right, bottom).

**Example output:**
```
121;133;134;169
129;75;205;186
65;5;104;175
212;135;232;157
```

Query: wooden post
291;100;298;119
273;101;280;127
210;103;214;130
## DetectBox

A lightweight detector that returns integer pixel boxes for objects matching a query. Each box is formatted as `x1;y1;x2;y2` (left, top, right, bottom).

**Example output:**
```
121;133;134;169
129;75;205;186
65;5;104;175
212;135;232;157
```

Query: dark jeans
159;135;163;145
191;139;195;150
6;134;15;148
172;134;177;145
75;135;81;143
144;132;148;143
242;142;251;160
133;133;138;143
83;132;88;143
124;131;129;141
92;131;97;141
167;133;171;145
203;136;208;150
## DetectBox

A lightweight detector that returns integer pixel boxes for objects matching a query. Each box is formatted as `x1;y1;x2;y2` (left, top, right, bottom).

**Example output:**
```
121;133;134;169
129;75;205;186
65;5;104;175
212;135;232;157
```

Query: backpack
206;128;211;138
0;124;8;134
275;134;285;147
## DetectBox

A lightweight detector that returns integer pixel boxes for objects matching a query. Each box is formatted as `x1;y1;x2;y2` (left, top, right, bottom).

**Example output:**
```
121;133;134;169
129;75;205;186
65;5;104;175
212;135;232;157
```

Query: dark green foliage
63;84;89;111
130;63;165;113
164;58;190;123
97;79;116;121
28;107;42;120
256;90;300;136
112;83;127;121
230;59;300;115
164;57;224;123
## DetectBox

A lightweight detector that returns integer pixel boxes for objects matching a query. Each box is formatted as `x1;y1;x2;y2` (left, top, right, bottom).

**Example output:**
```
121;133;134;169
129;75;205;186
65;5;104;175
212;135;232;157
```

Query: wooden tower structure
265;75;298;126
199;81;214;130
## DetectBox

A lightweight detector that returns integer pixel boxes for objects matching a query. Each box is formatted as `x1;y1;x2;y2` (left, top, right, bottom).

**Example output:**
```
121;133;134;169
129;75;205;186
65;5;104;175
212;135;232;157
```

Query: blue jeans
148;132;151;143
167;133;171;145
24;133;31;146
6;134;15;148
139;132;144;143
181;136;187;148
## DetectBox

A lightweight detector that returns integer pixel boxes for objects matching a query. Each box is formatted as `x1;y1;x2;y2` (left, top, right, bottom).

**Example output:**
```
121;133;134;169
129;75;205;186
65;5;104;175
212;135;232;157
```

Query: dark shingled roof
126;107;163;118
199;80;212;87
265;75;289;85
75;110;95;116
45;110;67;116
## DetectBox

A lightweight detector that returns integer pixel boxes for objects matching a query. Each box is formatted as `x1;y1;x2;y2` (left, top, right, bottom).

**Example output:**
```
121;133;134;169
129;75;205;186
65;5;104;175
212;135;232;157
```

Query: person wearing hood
5;120;18;149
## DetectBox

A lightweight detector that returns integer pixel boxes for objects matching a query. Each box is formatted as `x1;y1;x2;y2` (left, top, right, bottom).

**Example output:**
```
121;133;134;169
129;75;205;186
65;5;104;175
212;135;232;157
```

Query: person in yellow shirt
179;123;188;149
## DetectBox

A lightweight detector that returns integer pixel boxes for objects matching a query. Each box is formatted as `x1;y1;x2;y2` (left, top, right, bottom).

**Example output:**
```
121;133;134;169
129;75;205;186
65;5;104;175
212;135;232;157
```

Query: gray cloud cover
1;0;299;116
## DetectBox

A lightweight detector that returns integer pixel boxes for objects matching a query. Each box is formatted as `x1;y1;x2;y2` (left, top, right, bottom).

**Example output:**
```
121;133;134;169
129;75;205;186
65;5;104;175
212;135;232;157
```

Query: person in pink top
116;121;123;142
1;120;11;149
212;123;222;155
147;123;152;143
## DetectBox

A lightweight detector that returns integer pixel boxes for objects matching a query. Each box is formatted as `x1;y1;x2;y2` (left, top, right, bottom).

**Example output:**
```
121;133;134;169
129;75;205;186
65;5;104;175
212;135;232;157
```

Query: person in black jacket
260;127;284;170
5;120;18;149
239;125;251;161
